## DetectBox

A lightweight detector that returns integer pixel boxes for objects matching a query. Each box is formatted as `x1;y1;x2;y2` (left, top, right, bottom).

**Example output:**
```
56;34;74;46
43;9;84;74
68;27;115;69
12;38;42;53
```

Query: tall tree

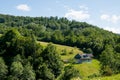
41;43;63;78
100;45;115;75
60;65;80;80
0;57;8;80
22;63;36;80
10;61;23;79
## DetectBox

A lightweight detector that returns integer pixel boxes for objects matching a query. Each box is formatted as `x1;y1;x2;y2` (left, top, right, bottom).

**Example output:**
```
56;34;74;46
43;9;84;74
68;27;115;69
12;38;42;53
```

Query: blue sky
0;0;120;33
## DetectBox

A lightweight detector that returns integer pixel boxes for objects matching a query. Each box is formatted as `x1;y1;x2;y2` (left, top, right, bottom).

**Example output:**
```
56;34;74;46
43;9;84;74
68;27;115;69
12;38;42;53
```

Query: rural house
74;53;93;63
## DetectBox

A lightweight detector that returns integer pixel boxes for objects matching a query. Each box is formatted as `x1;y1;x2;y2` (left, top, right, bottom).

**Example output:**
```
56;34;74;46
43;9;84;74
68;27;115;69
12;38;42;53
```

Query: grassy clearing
38;41;83;60
74;59;100;79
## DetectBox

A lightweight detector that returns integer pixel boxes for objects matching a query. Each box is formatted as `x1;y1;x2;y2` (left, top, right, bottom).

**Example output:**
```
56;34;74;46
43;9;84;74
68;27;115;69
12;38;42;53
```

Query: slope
39;41;100;79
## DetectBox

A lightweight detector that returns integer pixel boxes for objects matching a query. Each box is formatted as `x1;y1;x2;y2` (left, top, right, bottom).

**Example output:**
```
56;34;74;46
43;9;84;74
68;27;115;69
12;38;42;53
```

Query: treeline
0;14;118;57
0;14;120;76
0;29;80;80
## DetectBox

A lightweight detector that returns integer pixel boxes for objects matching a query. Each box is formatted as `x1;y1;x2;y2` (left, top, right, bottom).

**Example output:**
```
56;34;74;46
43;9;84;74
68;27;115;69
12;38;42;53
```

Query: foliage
0;14;118;58
36;63;55;80
41;43;63;78
0;57;8;79
0;29;64;80
100;45;120;75
60;65;80;80
21;63;36;80
0;14;120;79
10;61;23;79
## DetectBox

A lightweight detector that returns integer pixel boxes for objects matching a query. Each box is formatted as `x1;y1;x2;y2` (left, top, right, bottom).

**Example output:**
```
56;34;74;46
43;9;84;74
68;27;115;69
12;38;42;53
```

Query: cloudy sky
0;0;120;33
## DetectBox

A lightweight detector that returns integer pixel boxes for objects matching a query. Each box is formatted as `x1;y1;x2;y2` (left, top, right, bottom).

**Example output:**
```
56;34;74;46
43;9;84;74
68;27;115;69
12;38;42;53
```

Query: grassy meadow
91;74;120;80
74;59;100;79
38;41;83;60
39;41;101;80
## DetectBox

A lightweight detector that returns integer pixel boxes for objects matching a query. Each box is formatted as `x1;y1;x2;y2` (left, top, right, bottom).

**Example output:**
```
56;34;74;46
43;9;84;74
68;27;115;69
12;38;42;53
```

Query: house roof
80;57;91;60
74;53;93;59
74;53;82;59
85;53;94;57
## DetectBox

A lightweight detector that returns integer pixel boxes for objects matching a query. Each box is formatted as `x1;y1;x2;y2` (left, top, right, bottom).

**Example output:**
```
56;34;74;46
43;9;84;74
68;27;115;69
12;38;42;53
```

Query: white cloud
112;15;120;23
101;14;110;21
104;26;120;33
16;4;31;11
64;7;90;21
100;14;120;23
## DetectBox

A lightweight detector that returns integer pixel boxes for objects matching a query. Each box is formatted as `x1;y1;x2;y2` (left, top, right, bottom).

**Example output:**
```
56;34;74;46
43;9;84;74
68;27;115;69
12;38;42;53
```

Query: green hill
0;14;118;58
0;14;120;79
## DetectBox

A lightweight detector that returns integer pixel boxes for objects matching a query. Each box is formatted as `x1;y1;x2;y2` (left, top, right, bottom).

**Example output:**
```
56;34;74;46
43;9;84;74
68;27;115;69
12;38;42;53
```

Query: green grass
38;41;83;60
0;34;2;37
74;59;100;79
91;74;120;80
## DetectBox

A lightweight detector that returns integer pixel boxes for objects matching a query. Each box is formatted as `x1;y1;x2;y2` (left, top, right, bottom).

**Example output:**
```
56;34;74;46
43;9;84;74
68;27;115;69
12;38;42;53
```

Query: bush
61;49;67;55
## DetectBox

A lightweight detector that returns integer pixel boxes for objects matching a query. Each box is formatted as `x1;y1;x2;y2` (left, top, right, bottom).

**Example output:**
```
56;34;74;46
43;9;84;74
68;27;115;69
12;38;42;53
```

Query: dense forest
0;14;120;79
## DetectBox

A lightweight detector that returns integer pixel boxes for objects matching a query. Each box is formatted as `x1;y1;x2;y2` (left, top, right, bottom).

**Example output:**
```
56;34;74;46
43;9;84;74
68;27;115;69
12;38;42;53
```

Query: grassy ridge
38;41;83;60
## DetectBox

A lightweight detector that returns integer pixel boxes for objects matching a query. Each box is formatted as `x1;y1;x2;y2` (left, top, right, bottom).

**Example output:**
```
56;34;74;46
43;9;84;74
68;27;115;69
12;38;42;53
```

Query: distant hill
0;14;119;58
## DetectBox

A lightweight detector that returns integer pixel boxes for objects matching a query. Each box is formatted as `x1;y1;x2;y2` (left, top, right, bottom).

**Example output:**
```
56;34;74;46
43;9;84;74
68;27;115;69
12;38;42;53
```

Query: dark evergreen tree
0;57;8;80
41;43;63;78
60;65;80;80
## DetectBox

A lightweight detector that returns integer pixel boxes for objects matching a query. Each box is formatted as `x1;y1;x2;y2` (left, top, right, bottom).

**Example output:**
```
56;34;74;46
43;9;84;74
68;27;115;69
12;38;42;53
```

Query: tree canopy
0;14;120;78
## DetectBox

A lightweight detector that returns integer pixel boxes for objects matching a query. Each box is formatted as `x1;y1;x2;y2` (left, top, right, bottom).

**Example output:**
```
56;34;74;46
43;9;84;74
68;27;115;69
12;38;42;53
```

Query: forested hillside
0;14;118;56
0;14;120;79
